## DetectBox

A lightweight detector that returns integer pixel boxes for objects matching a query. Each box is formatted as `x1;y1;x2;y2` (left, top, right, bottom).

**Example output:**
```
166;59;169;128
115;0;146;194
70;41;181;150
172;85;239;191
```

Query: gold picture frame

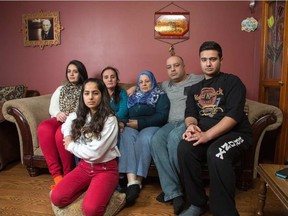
22;11;63;49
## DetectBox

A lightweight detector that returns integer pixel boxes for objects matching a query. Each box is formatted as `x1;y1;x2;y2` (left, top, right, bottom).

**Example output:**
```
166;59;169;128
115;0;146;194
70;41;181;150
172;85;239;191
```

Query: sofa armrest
247;99;283;130
246;99;283;178
2;94;52;163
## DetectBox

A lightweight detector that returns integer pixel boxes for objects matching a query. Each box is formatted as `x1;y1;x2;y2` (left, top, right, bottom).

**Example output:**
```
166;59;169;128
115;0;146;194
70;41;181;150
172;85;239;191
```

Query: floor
0;162;287;215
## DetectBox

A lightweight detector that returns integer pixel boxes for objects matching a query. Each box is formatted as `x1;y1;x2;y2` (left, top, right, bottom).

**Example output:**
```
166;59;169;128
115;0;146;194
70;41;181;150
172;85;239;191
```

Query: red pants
38;117;75;178
51;159;119;216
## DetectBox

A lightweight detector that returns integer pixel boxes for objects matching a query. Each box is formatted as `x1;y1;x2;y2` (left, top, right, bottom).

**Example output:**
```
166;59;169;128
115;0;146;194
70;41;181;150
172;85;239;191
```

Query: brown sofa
2;83;283;190
0;89;40;170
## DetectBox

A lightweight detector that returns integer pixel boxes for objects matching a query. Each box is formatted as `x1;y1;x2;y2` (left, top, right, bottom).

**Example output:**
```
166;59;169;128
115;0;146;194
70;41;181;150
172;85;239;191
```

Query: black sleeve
185;84;199;120
224;75;246;122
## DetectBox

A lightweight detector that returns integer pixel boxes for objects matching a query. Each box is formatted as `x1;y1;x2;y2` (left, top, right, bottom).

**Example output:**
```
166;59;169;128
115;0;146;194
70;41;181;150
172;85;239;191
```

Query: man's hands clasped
182;124;211;146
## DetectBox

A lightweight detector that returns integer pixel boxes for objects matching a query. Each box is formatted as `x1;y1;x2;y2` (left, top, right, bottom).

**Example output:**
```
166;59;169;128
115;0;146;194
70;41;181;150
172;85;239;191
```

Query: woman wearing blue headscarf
119;70;170;204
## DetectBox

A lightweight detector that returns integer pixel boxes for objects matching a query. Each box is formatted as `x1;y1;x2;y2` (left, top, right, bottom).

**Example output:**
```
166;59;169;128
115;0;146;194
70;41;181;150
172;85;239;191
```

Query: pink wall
0;1;262;99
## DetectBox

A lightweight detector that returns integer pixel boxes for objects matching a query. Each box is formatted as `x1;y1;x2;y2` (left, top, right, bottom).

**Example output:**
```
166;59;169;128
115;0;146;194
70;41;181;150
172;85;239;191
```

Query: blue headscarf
127;70;164;108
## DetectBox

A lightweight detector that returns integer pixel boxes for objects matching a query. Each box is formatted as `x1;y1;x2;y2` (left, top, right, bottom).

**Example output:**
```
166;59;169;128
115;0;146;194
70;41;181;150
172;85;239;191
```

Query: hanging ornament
241;17;258;32
154;2;190;55
169;45;175;56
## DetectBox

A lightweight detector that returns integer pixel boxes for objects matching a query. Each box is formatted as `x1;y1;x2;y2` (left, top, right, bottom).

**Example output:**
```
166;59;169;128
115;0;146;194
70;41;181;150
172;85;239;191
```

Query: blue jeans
118;126;159;178
151;121;185;201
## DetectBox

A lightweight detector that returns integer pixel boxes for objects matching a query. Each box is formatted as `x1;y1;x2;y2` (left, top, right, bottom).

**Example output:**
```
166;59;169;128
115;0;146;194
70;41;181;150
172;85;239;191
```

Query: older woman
118;70;170;204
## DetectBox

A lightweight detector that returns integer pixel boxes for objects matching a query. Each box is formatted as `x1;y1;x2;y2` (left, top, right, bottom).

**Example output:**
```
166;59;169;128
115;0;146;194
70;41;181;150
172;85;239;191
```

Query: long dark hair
71;78;115;141
101;66;121;104
65;60;88;85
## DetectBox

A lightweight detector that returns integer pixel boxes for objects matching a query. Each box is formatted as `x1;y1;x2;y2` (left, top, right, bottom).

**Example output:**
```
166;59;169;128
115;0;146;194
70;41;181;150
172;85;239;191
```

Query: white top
49;86;62;117
61;113;120;164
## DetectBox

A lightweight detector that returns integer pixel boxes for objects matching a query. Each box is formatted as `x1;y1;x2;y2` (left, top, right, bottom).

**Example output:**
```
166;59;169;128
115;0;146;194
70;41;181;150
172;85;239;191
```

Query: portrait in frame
22;11;63;49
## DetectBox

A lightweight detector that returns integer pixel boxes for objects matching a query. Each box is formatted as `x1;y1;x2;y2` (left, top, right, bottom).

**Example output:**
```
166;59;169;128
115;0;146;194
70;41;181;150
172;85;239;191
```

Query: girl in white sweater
50;78;120;216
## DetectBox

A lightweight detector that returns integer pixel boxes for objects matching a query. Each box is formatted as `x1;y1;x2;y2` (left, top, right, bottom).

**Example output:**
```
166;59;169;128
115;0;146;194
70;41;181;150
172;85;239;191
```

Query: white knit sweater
61;113;120;164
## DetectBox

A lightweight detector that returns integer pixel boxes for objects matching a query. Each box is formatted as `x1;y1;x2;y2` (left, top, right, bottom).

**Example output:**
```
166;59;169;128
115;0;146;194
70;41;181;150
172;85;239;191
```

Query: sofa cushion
119;83;135;90
0;85;27;102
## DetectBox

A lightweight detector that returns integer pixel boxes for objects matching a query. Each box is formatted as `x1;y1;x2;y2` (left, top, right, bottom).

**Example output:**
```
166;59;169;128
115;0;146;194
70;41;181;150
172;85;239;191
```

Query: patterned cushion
51;191;126;216
0;85;27;102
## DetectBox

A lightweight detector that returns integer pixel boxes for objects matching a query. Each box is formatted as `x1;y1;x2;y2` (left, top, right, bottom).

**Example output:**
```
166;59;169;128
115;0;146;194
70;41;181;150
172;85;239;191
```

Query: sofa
2;83;283;190
0;85;40;170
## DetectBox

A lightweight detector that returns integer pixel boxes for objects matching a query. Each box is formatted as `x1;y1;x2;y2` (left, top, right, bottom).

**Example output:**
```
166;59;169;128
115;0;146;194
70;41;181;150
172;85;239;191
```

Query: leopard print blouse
59;83;82;114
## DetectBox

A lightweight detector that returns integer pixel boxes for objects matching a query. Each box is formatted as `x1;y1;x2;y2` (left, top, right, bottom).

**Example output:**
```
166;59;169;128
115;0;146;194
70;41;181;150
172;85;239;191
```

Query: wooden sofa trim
0;90;40;171
7;106;47;176
237;113;277;190
3;94;50;176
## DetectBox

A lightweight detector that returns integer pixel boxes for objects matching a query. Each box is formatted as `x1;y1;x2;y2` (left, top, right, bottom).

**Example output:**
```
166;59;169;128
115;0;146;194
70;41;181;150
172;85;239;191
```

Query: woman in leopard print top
38;60;88;189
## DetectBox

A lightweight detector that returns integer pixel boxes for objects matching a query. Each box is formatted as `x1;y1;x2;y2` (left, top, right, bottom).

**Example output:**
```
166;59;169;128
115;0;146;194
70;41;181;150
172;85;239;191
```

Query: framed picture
154;12;189;40
21;11;63;49
153;2;190;56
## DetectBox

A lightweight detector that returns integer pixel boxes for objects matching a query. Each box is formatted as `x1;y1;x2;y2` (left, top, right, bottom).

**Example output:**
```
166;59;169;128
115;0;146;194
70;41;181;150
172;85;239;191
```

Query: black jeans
178;132;251;216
